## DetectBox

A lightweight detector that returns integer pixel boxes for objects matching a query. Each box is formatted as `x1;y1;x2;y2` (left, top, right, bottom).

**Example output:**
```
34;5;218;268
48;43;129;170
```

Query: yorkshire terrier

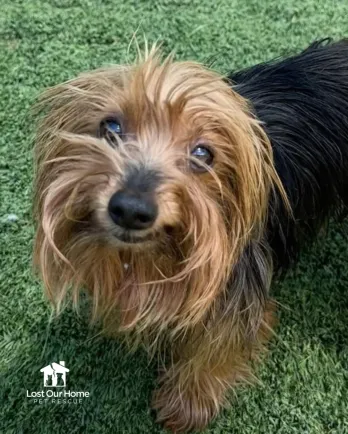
33;39;348;432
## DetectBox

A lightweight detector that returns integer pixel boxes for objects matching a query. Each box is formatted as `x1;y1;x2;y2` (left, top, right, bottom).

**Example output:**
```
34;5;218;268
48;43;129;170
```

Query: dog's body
231;40;348;268
34;39;348;432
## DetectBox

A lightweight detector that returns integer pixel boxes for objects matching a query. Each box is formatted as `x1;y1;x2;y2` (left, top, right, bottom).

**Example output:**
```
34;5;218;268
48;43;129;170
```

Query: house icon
40;361;69;387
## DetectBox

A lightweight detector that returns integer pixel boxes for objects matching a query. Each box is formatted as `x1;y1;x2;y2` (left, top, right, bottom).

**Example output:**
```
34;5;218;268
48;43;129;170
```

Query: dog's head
34;47;284;336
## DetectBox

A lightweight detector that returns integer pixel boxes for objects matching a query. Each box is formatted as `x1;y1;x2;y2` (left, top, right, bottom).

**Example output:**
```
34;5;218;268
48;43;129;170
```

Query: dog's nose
108;190;158;230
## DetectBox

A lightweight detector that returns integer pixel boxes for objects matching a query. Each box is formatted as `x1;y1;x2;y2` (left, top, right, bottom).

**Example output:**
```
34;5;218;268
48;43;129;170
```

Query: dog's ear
32;67;129;313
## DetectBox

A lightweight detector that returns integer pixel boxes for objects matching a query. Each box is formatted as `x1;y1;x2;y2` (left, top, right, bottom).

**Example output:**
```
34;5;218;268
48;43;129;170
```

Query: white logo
40;361;69;387
26;360;89;404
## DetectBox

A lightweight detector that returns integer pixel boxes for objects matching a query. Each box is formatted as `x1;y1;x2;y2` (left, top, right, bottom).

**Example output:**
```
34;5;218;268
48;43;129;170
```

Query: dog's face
34;49;282;335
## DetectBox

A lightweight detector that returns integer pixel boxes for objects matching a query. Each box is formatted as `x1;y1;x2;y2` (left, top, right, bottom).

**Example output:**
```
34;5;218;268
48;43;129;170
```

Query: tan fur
153;302;276;432
33;47;288;432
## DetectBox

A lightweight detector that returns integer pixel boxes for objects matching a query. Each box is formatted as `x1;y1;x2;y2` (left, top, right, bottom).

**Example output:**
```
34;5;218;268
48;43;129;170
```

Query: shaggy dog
33;39;348;432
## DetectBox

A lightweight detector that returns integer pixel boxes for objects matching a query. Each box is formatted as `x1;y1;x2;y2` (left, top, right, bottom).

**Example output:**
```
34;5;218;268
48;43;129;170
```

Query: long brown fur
33;46;288;432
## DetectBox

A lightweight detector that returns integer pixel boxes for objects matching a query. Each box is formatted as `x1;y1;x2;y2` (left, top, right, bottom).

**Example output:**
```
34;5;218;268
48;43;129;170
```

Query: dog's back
230;39;348;267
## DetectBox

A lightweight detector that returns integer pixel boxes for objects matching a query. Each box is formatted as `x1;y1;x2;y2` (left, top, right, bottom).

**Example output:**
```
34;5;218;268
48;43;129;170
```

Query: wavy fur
33;40;348;432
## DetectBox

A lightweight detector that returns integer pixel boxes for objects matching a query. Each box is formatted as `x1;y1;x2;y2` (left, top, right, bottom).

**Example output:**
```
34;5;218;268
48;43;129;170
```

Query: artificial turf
0;0;348;433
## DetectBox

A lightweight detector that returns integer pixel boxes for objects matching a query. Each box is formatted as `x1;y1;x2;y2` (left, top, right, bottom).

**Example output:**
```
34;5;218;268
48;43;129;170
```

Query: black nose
108;190;158;230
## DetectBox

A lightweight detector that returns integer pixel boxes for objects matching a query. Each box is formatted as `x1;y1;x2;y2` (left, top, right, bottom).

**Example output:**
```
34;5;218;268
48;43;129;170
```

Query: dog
33;39;348;432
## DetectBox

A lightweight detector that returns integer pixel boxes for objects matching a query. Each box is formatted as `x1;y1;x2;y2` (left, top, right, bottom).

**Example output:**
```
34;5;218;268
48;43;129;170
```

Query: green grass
1;0;348;433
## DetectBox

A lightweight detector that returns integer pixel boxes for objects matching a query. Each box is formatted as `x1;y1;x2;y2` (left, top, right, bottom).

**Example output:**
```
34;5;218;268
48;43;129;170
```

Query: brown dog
34;40;348;432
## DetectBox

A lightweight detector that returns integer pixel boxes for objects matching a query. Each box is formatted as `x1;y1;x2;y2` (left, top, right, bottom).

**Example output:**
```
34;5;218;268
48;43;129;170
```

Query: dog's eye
99;118;123;146
190;145;214;172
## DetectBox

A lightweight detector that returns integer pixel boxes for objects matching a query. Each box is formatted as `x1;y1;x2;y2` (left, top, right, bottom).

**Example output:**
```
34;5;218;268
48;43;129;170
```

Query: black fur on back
228;39;348;270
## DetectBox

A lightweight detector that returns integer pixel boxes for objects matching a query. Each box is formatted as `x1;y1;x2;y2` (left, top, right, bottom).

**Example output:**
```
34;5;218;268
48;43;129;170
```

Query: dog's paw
152;383;219;433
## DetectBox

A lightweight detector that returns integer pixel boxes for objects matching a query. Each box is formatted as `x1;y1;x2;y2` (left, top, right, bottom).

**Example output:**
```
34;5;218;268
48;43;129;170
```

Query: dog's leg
152;303;275;433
